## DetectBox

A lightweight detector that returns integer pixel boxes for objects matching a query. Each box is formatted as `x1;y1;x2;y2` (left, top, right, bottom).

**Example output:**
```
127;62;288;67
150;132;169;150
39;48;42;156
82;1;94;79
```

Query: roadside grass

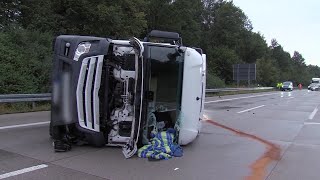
206;89;277;97
0;102;51;115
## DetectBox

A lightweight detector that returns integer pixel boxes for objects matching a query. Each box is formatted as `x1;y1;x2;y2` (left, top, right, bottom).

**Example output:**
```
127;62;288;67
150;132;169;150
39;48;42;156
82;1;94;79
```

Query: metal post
254;64;257;81
237;64;240;87
233;65;235;82
248;64;251;87
32;102;36;110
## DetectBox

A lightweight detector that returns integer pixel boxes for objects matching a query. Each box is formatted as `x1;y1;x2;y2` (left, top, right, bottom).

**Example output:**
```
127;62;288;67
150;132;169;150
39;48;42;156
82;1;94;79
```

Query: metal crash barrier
0;87;274;104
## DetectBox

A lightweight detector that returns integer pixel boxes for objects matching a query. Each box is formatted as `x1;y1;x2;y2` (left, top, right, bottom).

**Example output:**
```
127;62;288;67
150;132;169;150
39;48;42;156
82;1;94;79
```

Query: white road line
309;107;319;120
0;164;48;179
205;93;277;104
0;121;50;130
237;105;266;114
293;143;320;147
304;122;320;125
288;97;295;99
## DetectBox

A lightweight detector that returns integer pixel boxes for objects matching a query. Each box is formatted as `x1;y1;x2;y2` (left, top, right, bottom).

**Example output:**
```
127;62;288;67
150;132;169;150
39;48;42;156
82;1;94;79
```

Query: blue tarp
138;128;183;160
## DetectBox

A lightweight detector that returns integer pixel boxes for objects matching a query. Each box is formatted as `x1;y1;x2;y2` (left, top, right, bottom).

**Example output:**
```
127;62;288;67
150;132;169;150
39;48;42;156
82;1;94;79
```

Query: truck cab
51;30;206;157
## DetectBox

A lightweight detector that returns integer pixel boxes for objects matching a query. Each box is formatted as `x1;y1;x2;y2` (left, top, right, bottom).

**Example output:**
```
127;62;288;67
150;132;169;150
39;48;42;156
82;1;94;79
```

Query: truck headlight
73;42;91;61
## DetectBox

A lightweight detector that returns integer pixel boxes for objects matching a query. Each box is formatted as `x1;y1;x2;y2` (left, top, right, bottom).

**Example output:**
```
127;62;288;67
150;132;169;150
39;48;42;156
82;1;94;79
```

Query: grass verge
206;89;277;97
0;102;51;115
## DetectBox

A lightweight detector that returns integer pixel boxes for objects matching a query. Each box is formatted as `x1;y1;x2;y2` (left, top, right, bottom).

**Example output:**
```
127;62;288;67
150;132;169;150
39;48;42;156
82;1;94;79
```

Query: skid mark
204;119;280;180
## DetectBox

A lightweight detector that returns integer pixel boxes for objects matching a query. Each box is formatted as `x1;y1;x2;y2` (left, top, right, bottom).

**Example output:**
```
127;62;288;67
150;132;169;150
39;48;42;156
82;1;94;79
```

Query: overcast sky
232;0;320;66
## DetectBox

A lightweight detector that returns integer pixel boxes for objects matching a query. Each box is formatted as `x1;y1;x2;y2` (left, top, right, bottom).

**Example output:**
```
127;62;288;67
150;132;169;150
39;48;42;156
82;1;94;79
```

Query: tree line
1;0;320;93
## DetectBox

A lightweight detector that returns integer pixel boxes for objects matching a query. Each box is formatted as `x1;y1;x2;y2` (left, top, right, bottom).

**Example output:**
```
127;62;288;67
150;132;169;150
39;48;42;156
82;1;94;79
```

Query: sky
232;0;320;66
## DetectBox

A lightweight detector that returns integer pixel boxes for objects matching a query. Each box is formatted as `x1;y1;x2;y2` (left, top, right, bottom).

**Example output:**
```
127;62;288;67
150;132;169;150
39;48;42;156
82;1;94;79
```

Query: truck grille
76;55;104;132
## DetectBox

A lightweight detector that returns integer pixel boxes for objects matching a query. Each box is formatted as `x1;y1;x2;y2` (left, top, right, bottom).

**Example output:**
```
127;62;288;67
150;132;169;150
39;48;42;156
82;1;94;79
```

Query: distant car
281;81;293;91
309;83;320;91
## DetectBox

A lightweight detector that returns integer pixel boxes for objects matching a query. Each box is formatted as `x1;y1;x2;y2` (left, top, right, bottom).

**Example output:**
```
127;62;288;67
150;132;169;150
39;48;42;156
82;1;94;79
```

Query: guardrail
0;93;51;103
206;87;274;93
0;87;274;103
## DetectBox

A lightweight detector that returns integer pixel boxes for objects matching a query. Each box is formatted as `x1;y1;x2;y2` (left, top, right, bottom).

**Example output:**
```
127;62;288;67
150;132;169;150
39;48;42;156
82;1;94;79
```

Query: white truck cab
51;30;206;157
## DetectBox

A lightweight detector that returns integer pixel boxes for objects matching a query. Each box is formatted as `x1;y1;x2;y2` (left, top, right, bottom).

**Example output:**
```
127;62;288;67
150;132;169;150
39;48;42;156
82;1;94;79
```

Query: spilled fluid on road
203;116;280;180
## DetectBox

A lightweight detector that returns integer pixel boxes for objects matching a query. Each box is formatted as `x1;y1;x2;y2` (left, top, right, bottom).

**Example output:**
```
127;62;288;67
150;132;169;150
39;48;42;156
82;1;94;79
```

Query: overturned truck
50;30;206;158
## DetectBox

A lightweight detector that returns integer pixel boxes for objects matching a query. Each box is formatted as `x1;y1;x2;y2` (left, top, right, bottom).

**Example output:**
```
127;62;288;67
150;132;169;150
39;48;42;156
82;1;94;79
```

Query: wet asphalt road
0;89;319;180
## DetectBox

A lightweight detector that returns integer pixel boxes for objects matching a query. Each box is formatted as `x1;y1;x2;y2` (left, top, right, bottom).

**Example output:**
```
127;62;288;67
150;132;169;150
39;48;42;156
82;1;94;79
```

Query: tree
20;0;148;38
209;46;242;83
269;40;293;83
256;58;279;86
209;1;252;48
270;39;279;49
0;28;52;93
19;0;56;32
1;0;318;93
0;0;21;30
307;65;320;78
292;51;306;66
237;31;268;63
146;0;203;46
201;1;267;84
291;51;309;85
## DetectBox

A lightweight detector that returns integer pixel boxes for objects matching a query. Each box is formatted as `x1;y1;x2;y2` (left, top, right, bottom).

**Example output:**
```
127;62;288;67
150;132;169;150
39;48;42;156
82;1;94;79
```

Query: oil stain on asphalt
203;117;280;180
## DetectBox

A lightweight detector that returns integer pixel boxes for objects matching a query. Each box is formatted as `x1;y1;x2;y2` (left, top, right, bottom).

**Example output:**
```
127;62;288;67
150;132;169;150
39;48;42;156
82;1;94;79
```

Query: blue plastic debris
138;128;183;160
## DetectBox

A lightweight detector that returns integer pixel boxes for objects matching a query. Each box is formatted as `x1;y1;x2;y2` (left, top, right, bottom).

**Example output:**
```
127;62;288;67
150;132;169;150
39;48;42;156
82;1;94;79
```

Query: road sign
233;64;256;86
233;64;256;81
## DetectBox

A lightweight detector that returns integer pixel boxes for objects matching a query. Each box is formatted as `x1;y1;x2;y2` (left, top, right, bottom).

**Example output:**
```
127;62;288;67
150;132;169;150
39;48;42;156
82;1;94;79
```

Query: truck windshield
148;46;184;112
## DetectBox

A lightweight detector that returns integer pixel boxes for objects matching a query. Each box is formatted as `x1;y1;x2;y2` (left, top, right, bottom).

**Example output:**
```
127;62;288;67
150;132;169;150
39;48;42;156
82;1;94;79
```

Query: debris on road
138;128;183;160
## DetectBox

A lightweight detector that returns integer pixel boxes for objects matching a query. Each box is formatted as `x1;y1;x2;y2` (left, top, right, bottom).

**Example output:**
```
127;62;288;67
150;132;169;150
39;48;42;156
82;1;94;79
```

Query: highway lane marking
0;164;48;179
205;93;277;103
309;106;319;120
293;142;320;147
237;105;265;114
0;121;50;130
304;122;320;125
288;97;295;99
